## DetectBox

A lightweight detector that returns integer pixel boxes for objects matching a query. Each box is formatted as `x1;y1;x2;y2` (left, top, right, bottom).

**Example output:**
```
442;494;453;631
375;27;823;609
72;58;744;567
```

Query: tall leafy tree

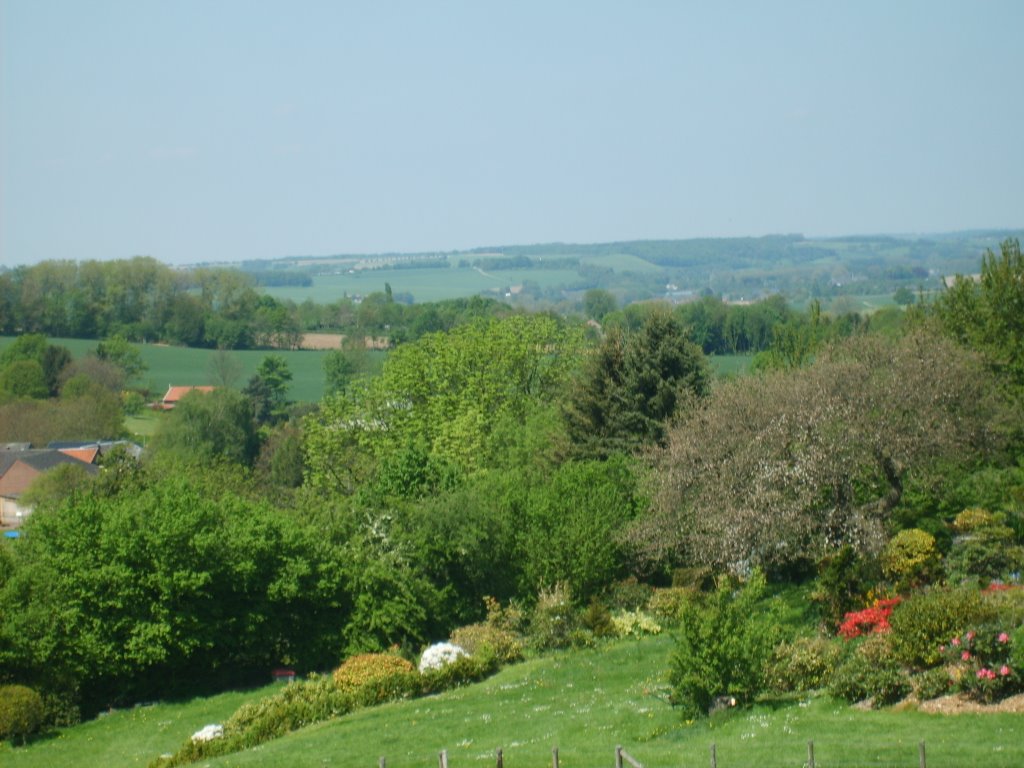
244;354;293;426
150;388;259;466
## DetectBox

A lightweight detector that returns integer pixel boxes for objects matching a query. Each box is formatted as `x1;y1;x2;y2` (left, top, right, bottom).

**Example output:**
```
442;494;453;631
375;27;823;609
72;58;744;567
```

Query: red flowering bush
838;597;902;640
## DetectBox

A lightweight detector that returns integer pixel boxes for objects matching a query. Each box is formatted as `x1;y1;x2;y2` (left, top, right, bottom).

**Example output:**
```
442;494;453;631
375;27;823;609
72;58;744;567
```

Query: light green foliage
0;472;346;715
305;315;580;493
0;359;48;399
669;571;781;718
610;610;661;638
0;685;44;745
647;587;698;624
0;379;124;444
887;586;990;668
519;456;642;602
149;388;258;466
880;529;940;589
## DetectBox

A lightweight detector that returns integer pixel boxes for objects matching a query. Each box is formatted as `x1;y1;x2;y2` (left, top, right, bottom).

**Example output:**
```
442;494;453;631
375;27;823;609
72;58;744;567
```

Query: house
47;439;144;462
159;385;216;410
0;449;99;528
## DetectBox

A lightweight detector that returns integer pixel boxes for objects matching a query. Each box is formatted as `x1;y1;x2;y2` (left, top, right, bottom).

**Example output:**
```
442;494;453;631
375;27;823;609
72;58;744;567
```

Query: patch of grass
709;354;754;379
0;684;281;768
7;636;1022;768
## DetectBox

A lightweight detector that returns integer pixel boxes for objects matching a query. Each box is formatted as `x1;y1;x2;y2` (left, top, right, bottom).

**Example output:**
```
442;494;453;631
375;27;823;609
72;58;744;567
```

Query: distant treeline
463;255;580;271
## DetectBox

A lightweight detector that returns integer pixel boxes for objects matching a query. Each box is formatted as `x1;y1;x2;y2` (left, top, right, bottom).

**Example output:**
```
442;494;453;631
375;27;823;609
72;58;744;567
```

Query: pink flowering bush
941;626;1021;703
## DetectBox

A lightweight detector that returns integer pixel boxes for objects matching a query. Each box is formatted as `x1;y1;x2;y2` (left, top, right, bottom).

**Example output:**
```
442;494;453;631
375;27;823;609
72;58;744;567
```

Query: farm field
0;337;386;404
3;634;1021;768
262;265;583;304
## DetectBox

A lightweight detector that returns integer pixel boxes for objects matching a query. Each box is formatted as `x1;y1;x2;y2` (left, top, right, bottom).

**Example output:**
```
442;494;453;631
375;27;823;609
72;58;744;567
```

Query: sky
1;1;1022;267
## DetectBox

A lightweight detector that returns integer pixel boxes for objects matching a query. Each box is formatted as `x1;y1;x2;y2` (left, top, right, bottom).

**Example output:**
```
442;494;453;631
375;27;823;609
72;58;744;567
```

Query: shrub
610;610;662;638
483;595;528;634
912;666;953;701
946;512;1024;584
450;622;524;664
528;583;580;651
812;545;881;628
888;586;992;668
648;586;698;624
766;636;843;693
837;597;901;640
954;508;996;532
605;577;654;611
0;685;45;745
881;529;940;589
418;650;499;694
828;635;911;707
672;566;714;591
668;571;781;719
580;599;616;638
418;642;468;673
332;653;417;694
940;626;1022;703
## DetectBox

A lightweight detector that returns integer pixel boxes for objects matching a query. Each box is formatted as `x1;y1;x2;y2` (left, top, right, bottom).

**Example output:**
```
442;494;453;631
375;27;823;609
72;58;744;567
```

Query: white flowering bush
418;642;469;672
191;723;224;743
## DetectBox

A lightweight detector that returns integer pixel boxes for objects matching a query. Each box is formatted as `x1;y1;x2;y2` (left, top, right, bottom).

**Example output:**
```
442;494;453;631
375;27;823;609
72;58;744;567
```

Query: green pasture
4;634;1022;768
0;337;386;404
262;265;584;304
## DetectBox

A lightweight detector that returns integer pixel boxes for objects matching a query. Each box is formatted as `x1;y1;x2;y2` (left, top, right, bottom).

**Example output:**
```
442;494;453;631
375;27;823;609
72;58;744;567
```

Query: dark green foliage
887;586;991;669
581;599;616;638
668;572;781;719
244;354;293;426
95;335;147;382
565;309;709;459
0;684;45;745
827;635;911;706
323;348;357;394
936;237;1024;387
812;546;882;628
946;513;1024;584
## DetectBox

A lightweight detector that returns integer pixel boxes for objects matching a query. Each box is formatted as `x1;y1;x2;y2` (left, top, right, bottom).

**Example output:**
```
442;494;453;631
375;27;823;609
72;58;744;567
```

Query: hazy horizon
3;1;1022;268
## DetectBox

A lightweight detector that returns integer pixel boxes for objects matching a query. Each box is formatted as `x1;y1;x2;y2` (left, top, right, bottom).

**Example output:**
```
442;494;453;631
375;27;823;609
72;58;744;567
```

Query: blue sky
2;1;1021;267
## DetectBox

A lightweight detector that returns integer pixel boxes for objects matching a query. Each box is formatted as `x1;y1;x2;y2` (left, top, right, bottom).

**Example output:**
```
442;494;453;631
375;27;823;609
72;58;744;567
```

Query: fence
376;740;933;768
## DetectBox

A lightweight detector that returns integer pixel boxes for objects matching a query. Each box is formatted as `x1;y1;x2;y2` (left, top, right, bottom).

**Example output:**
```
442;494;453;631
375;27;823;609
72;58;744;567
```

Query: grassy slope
5;636;1022;768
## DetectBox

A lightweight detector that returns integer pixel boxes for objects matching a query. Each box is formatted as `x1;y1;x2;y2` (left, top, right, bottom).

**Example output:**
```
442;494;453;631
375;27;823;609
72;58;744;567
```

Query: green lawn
5;635;1021;768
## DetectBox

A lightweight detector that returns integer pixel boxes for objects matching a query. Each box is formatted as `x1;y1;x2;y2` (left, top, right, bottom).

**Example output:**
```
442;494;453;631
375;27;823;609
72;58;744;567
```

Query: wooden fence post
552;746;559;768
710;742;717;768
807;740;815;768
439;749;448;768
616;745;624;768
496;747;503;768
919;740;927;768
379;759;386;768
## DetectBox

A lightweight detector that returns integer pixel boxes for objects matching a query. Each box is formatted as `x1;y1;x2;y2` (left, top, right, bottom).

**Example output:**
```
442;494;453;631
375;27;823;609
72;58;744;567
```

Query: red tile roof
162;385;216;406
